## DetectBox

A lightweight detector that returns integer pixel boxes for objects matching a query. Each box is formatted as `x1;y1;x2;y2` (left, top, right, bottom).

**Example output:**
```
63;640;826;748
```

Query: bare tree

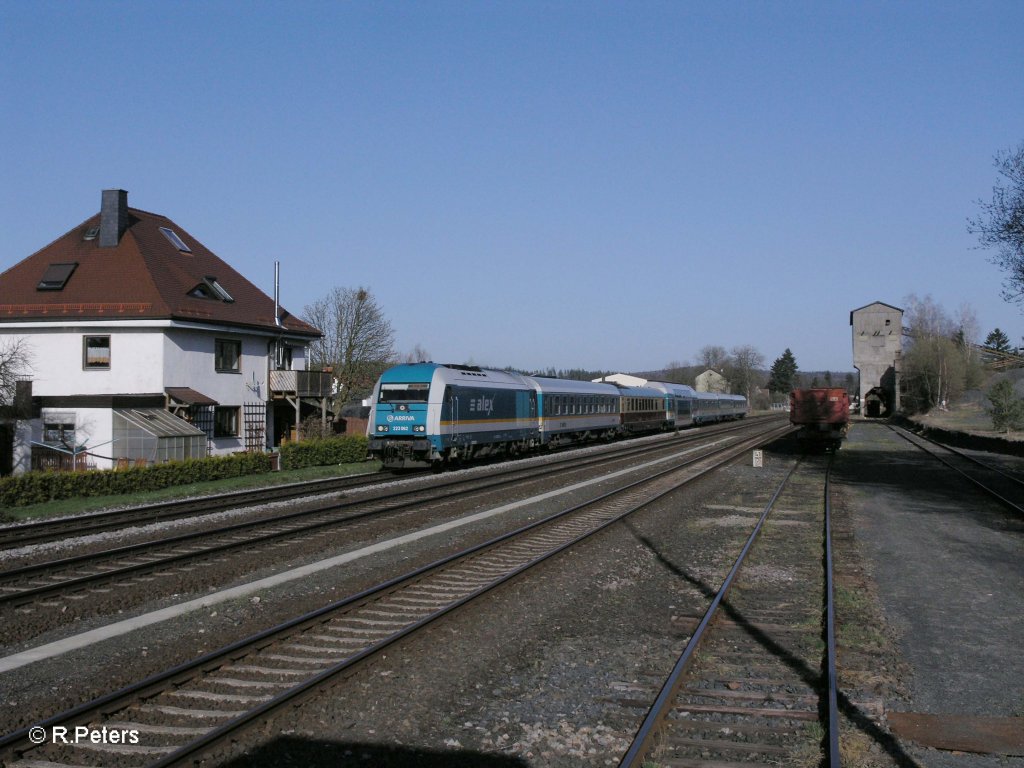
661;359;692;385
902;294;977;411
725;345;764;402
969;142;1024;304
0;336;31;408
402;343;432;364
303;287;395;404
698;345;728;371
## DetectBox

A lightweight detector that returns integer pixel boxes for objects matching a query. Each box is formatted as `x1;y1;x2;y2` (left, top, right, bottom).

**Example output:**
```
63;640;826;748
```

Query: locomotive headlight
414;425;426;433
377;425;389;433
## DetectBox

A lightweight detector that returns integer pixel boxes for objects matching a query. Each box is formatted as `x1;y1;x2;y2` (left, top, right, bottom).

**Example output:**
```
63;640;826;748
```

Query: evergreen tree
765;349;798;398
985;328;1011;352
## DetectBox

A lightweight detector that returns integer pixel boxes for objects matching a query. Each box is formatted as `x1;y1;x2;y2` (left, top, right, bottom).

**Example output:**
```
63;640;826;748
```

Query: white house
695;369;729;393
0;190;327;474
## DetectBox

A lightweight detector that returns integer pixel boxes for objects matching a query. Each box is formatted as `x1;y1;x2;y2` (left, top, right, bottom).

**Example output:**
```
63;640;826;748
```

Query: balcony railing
269;369;334;398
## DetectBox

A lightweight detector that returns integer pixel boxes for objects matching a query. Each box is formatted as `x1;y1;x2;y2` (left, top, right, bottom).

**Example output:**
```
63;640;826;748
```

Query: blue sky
2;1;1021;374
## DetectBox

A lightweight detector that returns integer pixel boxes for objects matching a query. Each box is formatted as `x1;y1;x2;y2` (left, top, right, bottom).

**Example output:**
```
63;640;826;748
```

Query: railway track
888;424;1024;515
0;472;390;551
0;420;791;767
619;454;841;767
0;416;779;555
0;419;782;642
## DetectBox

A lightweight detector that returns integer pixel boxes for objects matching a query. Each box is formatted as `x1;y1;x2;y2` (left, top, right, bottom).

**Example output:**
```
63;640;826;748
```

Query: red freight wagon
789;388;850;450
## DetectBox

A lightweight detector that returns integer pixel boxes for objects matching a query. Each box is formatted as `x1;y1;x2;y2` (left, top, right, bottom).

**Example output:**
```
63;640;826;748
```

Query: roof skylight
37;262;78;291
159;226;192;253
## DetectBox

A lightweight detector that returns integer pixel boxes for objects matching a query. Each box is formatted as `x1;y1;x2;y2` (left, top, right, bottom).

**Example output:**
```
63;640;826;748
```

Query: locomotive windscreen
378;382;431;403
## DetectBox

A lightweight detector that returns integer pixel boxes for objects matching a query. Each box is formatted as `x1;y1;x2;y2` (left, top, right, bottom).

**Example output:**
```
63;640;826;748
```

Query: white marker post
752;449;763;468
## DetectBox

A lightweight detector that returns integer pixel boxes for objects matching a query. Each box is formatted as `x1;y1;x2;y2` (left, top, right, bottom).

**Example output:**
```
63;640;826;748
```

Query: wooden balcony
269;369;334;398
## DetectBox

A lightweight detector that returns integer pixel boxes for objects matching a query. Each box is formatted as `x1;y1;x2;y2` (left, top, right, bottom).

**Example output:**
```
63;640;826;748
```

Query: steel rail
0;420;777;608
617;458;801;768
0;472;388;550
0;421;792;767
824;454;841;767
0;415;779;551
893;422;1024;487
888;425;1024;516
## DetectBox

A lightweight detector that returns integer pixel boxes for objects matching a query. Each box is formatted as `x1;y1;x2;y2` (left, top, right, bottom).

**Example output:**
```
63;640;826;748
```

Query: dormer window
159;226;191;252
187;276;234;303
188;283;216;300
205;276;234;303
38;262;78;291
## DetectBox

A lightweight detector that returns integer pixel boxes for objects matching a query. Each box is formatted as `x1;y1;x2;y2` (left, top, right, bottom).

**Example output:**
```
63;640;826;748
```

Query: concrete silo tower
850;302;903;416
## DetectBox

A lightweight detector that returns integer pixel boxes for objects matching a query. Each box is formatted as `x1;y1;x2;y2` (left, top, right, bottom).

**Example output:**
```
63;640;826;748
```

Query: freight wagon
789;388;850;451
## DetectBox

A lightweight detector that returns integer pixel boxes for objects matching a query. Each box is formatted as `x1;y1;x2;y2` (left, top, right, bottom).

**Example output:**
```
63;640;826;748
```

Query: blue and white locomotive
367;363;538;470
367;362;748;470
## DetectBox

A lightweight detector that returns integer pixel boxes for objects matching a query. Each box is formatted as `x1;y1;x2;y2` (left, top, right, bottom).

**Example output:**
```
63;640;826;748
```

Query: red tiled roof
0;207;320;337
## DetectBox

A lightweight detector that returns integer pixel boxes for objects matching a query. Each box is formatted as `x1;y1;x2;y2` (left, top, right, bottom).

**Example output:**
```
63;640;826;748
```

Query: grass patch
1;460;383;523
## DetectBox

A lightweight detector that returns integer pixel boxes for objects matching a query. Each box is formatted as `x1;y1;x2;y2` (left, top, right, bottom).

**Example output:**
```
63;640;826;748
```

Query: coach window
215;339;241;373
83;335;111;370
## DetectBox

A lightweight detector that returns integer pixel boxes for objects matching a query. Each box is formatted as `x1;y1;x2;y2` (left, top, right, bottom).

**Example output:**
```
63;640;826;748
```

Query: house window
83;336;111;369
43;422;76;446
215;339;241;372
213;406;240;437
276;345;293;371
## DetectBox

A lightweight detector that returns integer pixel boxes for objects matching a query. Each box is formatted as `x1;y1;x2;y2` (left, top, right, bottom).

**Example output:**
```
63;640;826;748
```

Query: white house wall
20;326;164;396
163;328;270;402
3;320;314;474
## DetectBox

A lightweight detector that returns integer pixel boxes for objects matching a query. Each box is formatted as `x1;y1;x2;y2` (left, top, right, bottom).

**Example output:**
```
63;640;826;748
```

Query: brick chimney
99;189;129;247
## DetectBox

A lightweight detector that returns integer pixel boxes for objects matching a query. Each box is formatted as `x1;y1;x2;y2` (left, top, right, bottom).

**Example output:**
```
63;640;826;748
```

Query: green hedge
279;434;369;470
0;452;273;508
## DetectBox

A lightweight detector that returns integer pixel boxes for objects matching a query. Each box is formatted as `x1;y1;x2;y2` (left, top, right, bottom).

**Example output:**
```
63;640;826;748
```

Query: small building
591;373;649;387
695;369;729;393
850;301;902;416
0;189;328;474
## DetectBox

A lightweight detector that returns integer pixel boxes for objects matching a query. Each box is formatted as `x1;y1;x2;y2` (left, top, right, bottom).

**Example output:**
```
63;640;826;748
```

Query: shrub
279;434;369;470
987;379;1024;433
0;451;274;508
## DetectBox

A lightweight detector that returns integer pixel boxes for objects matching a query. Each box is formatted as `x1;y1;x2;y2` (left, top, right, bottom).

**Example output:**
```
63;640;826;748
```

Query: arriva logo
387;415;416;422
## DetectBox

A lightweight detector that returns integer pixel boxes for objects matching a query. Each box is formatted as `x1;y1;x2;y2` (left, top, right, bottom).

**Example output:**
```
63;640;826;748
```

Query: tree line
298;284;866;416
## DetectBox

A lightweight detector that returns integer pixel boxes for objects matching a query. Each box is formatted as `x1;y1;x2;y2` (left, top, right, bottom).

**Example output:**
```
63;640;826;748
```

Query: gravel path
835;420;1024;768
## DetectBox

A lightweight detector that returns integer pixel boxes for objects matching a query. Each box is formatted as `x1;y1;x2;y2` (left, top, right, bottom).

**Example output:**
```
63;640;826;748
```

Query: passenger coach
530;377;621;448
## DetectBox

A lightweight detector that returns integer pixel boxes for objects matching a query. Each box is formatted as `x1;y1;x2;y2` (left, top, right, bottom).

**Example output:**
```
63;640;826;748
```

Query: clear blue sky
2;1;1021;374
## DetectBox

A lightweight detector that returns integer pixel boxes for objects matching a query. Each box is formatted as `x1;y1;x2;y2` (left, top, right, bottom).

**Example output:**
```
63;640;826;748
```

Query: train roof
693;390;721;400
379;362;532;388
526;377;621;396
646;381;698;397
617;385;666;398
